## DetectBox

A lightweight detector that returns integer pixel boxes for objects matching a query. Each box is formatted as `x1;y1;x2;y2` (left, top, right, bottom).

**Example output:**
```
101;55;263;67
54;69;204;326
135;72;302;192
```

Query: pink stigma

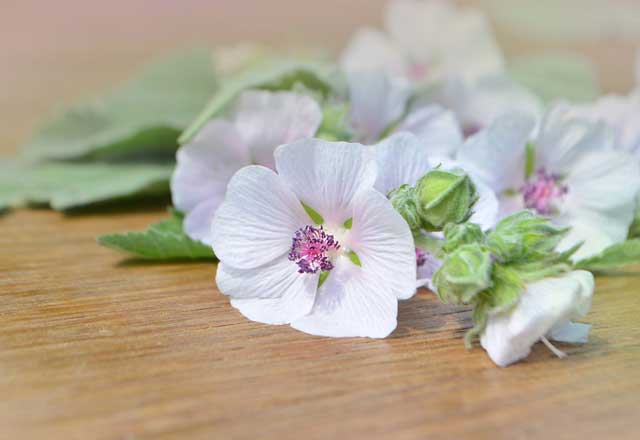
288;225;340;274
408;62;429;81
521;168;568;215
415;248;427;267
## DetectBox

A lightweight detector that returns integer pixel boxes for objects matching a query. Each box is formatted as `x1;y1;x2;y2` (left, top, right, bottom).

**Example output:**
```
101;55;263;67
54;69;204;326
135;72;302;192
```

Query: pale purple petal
397;105;463;159
373;132;431;195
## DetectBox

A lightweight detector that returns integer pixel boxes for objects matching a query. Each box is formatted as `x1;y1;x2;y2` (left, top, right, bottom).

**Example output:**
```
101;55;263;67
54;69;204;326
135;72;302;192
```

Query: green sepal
433;243;493;305
443;223;485;254
346;250;362;267
318;271;330;288
415;169;478;232
301;202;324;225
316;102;352;141
486;211;569;263
389;184;422;232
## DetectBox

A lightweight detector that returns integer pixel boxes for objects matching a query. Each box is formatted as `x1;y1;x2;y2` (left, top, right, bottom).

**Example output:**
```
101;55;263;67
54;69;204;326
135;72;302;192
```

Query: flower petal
348;71;410;142
469;179;500;230
347;190;417;300
217;258;318;325
557;150;640;259
457;112;535;193
211;166;309;269
231;90;322;169
373;132;431;195
183;199;222;246
397;105;463;159
274;139;377;226
416;250;442;290
340;28;406;77
535;104;615;174
171;120;249;213
480;270;594;367
548;321;591;344
291;255;398;338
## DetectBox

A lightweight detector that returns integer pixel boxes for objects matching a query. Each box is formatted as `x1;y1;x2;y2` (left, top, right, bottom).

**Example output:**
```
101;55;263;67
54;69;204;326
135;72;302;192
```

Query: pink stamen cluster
415;247;427;267
288;225;340;274
408;61;429;81
521;168;568;215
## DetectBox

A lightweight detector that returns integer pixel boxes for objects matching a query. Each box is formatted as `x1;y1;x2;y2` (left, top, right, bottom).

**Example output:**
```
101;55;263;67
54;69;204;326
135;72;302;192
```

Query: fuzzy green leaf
179;58;334;144
98;210;215;260
509;53;599;104
23;49;218;161
0;159;173;211
574;239;640;272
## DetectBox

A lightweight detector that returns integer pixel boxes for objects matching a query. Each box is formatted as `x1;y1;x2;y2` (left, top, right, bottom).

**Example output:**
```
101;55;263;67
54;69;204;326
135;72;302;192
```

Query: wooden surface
2;1;640;439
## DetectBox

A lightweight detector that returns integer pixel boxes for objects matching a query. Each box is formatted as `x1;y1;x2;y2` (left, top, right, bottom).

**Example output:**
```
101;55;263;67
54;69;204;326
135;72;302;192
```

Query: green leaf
179;58;334;144
509;52;599;104
23;49;218;161
0;159;173;211
98;210;215;260
574;239;640;272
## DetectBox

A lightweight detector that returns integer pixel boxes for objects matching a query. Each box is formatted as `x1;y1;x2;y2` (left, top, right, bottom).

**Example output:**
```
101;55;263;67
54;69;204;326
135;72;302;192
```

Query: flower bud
433;243;493;305
388;184;421;231
415;169;478;231
486;211;569;262
443;223;485;253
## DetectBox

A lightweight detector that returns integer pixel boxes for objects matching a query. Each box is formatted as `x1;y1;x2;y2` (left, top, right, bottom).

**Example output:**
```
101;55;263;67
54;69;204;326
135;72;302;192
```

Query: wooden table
2;2;640;439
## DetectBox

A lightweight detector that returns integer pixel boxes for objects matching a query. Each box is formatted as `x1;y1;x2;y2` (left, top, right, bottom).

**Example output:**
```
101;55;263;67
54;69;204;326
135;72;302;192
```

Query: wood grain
2;1;640;439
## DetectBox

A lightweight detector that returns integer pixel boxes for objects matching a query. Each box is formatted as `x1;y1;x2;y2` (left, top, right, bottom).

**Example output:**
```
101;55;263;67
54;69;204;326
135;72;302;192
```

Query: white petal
480;270;594;367
217;258;318;325
347;190;417;300
183;199;221;246
340;28;406;77
469;179;499;230
385;0;503;82
457;113;535;192
433;75;543;133
416;250;442;290
348;71;410;142
397;105;463;159
291;256;398;338
557;150;640;259
548;321;591;344
373;132;431;195
211;166;309;269
274;139;377;226
535;104;615;174
231;90;322;169
171;120;249;213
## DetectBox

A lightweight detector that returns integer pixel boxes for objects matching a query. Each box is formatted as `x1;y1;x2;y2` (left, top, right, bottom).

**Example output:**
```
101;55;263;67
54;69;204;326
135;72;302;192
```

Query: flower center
521;168;568;215
415;247;427;267
288;225;341;274
408;61;429;81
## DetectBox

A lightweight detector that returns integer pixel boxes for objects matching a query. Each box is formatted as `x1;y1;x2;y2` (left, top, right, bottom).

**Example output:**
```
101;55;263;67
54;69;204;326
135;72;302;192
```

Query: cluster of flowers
171;0;640;366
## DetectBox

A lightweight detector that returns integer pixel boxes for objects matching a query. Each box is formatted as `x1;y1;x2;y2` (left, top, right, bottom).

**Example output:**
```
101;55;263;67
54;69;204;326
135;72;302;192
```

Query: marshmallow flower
211;139;416;338
373;132;499;288
171;90;322;245
457;106;640;260
481;270;594;367
341;0;503;84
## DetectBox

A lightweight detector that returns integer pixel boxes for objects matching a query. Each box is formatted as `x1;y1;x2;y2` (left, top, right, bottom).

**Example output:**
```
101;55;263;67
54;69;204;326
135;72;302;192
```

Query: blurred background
2;0;640;156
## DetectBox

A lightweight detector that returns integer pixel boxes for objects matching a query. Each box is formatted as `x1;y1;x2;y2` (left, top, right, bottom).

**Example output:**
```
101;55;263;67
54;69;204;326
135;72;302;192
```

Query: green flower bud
486;211;569;262
433;243;493;305
415;169;478;231
443;223;485;253
389;184;421;231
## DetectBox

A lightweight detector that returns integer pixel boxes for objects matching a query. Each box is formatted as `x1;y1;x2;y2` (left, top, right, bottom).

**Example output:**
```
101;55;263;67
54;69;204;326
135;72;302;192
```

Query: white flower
457;105;640;260
171;90;322;245
481;270;594;367
340;0;504;84
211;139;416;338
373;132;499;288
430;74;543;136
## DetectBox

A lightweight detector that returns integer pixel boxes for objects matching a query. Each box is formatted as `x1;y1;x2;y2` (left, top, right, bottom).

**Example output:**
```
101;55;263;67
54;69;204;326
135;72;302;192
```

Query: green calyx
433;211;580;348
389;169;478;234
415;169;478;231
